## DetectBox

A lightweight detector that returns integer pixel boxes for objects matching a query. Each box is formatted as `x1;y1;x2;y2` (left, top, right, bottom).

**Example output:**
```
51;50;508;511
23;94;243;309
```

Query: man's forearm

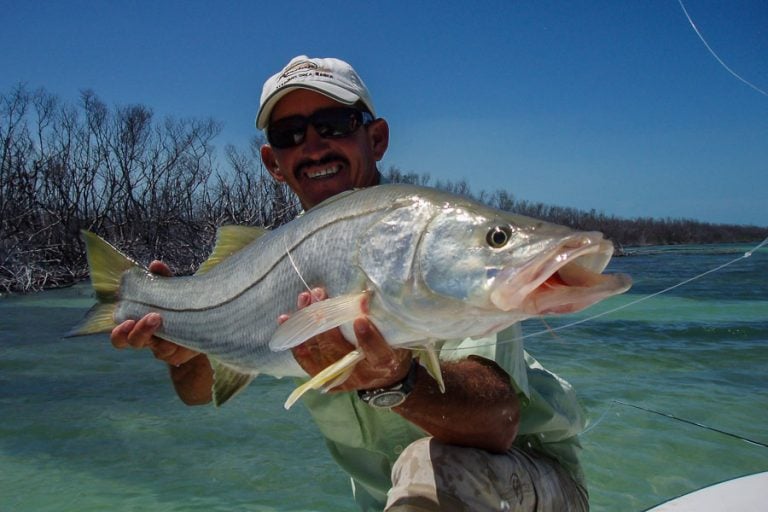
394;356;520;453
169;353;214;405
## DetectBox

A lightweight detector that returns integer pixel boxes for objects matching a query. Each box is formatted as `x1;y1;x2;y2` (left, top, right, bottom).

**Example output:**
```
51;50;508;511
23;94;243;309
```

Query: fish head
416;201;632;317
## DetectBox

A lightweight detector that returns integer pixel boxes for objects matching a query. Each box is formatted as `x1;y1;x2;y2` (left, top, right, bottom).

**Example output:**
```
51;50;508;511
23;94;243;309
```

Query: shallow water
1;243;766;511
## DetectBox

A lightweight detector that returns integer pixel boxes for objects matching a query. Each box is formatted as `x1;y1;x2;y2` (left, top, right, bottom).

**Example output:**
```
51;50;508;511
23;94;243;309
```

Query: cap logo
276;60;334;89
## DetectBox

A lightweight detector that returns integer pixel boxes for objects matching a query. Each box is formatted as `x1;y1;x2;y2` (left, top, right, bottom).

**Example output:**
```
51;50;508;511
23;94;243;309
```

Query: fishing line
607;400;768;449
677;0;768;97
285;245;313;294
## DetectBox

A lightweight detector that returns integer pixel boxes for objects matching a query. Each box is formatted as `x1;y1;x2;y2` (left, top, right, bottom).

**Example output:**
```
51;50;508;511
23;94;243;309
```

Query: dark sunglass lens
313;108;362;138
268;117;307;148
267;108;370;148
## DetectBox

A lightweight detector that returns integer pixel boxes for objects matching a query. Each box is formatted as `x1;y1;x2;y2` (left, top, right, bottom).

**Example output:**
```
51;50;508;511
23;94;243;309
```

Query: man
111;55;589;511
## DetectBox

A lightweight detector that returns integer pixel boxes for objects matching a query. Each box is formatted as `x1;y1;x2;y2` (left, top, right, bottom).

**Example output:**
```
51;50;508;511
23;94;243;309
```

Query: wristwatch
358;360;419;409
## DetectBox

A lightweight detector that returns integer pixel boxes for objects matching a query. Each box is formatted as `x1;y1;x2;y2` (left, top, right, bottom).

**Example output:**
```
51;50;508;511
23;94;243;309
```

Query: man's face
261;89;389;209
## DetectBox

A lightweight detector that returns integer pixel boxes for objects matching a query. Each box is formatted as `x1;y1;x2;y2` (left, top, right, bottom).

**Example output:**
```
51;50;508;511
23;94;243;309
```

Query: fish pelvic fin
66;230;142;337
211;359;255;407
414;342;445;393
195;225;267;275
284;350;365;410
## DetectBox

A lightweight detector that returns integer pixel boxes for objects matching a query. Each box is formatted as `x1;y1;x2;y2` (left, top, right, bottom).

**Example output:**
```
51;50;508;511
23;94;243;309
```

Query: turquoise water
1;243;766;511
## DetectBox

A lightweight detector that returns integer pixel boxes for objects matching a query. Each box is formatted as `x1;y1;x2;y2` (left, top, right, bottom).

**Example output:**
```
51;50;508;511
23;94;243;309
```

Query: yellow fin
66;303;118;337
415;342;445;393
211;359;255;406
66;231;142;337
82;230;141;302
284;350;365;409
321;366;356;391
196;225;267;275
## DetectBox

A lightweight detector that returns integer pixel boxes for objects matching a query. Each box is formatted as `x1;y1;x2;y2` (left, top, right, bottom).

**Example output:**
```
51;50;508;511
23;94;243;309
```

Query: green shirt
300;324;587;510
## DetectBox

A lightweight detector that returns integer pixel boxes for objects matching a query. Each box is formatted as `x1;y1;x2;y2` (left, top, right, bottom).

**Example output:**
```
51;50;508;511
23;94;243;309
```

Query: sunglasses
266;107;374;149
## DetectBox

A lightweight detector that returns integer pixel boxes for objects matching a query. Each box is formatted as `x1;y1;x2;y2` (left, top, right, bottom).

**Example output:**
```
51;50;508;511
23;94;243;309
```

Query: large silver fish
70;184;631;407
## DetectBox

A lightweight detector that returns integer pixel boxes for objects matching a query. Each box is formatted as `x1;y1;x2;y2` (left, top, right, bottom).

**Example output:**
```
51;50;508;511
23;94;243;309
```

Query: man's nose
300;124;330;154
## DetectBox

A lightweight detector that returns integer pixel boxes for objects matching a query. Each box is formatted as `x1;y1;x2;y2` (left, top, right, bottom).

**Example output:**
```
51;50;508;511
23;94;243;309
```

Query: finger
292;329;355;376
310;287;327;302
297;291;312;309
152;341;200;366
111;320;136;349
125;313;162;349
148;260;173;277
353;317;398;367
277;313;290;325
297;287;327;309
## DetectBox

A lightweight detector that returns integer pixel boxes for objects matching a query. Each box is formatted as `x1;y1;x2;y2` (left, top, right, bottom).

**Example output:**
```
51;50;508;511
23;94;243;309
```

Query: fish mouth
489;233;632;315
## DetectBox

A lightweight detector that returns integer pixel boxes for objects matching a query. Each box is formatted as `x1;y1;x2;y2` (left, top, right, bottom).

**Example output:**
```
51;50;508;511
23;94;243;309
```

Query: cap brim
256;83;360;130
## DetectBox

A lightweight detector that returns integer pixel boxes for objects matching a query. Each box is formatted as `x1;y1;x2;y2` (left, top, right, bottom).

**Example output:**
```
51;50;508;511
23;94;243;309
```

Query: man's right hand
109;260;213;405
109;260;200;366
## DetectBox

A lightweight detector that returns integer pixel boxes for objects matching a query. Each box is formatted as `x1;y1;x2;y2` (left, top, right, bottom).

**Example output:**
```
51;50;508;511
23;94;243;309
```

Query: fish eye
486;226;512;248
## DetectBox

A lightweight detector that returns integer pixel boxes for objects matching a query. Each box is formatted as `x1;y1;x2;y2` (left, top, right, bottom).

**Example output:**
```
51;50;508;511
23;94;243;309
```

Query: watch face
370;390;407;408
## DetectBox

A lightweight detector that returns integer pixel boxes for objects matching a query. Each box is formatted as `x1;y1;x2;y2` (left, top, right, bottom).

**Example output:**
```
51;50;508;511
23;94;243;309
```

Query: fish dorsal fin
283;349;365;409
196;225;267;275
269;292;368;351
210;359;255;406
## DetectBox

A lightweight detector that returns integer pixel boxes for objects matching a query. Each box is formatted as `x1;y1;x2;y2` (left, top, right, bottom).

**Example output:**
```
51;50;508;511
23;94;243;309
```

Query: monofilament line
677;0;768;97
613;400;768;448
285;245;313;294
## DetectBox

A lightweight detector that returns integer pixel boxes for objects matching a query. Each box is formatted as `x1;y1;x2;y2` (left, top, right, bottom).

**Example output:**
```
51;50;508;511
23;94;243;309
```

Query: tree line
2;85;766;293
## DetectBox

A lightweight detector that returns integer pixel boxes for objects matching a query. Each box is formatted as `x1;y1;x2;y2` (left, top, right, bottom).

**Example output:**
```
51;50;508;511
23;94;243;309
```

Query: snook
69;184;631;408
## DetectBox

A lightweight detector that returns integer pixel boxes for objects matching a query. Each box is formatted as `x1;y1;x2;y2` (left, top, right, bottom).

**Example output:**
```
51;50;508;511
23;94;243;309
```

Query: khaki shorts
386;438;588;512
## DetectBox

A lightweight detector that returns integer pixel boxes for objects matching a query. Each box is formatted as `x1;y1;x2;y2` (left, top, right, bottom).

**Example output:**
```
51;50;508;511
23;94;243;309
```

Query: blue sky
3;0;766;226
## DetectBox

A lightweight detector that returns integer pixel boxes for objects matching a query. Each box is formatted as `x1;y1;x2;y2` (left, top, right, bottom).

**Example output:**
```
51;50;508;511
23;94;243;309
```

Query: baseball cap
255;55;376;130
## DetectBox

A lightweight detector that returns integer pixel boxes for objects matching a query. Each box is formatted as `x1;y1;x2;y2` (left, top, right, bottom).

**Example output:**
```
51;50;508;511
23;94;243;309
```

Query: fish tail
66;230;142;337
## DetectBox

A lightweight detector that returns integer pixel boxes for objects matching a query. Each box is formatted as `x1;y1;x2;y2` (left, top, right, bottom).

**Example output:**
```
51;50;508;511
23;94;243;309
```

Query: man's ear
261;144;285;182
367;119;389;161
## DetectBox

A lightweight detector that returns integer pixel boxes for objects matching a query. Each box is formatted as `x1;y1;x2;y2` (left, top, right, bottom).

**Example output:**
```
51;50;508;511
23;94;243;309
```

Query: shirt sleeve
439;324;588;487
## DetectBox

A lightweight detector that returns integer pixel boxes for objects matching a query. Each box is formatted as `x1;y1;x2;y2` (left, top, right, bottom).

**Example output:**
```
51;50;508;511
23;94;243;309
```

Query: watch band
357;359;419;409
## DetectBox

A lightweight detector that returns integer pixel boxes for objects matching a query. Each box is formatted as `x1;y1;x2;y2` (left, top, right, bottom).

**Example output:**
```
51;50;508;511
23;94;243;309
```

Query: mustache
295;153;349;177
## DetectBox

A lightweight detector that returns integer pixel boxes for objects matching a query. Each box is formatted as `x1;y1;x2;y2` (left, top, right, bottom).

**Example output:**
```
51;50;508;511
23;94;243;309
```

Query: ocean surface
1;243;766;511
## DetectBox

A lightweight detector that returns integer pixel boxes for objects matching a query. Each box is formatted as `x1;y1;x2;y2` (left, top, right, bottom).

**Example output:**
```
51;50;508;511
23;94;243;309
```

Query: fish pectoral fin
211;359;255;407
269;292;368;351
196;225;268;275
283;350;365;410
414;342;445;393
